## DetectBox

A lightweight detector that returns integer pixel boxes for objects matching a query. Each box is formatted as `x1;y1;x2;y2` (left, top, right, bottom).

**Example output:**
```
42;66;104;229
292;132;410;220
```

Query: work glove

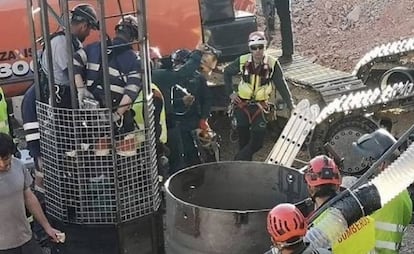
77;87;94;108
182;95;195;107
199;119;210;131
112;111;123;123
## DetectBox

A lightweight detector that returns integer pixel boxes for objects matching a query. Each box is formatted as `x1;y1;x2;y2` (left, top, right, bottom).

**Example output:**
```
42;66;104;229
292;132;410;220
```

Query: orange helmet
305;155;341;187
267;203;307;243
248;31;267;47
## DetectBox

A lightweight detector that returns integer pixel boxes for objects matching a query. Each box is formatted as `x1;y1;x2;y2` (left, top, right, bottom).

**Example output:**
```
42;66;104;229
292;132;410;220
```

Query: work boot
95;136;111;156
116;134;137;157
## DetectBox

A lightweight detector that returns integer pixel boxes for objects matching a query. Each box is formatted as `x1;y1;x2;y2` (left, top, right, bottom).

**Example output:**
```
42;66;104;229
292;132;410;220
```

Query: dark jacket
22;85;40;159
173;71;213;127
73;37;142;107
152;50;203;128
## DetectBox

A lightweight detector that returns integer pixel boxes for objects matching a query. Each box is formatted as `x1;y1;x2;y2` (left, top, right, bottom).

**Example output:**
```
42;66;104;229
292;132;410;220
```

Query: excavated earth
216;0;414;251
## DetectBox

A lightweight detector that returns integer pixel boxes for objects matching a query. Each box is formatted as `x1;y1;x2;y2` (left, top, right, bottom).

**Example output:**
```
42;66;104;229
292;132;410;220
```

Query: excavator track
352;37;414;84
267;49;366;104
266;46;414;173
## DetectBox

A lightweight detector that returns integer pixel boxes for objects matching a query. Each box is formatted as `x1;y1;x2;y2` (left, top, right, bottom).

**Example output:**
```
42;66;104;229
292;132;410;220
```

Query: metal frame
26;0;160;225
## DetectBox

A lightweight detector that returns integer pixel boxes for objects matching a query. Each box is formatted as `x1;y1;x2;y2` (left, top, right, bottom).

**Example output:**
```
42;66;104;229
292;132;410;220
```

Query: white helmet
115;15;139;40
248;31;267;47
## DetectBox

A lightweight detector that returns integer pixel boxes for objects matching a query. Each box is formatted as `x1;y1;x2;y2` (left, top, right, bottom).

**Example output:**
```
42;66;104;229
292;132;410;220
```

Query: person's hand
229;92;241;104
196;43;207;52
182;95;195;106
44;225;61;243
77;87;87;106
112;111;123;122
199;119;210;130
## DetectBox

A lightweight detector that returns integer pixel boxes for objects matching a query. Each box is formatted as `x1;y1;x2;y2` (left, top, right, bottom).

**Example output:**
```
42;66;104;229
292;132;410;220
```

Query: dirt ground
214;0;414;251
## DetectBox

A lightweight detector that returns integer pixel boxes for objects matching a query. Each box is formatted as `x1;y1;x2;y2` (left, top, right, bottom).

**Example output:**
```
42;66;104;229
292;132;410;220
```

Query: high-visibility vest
133;83;167;143
313;210;376;254
370;190;412;253
333;216;375;253
237;54;276;101
0;87;9;134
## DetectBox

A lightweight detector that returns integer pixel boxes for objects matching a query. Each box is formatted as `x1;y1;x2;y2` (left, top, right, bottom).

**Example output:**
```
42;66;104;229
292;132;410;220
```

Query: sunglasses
250;45;264;51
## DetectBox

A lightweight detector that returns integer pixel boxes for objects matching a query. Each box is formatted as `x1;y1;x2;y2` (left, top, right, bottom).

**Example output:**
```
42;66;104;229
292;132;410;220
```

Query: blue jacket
73;37;142;107
22;85;41;158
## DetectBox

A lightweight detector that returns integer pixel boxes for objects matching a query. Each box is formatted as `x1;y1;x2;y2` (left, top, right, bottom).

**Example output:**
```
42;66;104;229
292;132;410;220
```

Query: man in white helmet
223;31;294;161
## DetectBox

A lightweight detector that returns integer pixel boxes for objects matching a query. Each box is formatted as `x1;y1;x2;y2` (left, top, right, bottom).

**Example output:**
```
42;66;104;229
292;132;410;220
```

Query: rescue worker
151;44;208;172
21;85;43;190
41;3;98;108
0;133;61;253
169;48;213;170
265;203;331;254
224;31;294;161
133;52;169;179
353;128;413;253
304;155;376;253
261;0;294;63
73;15;142;156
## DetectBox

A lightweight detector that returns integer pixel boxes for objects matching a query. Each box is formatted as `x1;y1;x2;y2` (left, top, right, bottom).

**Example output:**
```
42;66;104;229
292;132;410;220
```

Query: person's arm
23;166;60;242
223;58;241;97
272;60;294;109
24;189;59;242
53;36;69;83
73;48;88;89
117;55;142;116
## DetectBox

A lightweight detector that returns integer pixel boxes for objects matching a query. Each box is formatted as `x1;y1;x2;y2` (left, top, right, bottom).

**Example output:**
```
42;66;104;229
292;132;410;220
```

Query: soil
214;0;414;251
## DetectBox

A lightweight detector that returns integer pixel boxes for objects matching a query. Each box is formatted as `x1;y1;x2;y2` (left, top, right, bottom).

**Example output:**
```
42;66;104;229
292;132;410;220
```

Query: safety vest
133;83;167;143
333;216;375;253
370;190;412;253
313;210;375;254
0;87;9;134
237;54;276;101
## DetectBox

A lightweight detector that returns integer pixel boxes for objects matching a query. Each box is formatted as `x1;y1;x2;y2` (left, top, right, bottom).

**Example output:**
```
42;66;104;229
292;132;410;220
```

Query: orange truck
0;0;257;98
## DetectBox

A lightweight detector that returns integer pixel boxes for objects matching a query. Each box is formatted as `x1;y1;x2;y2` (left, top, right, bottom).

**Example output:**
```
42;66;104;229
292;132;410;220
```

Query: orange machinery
0;0;256;97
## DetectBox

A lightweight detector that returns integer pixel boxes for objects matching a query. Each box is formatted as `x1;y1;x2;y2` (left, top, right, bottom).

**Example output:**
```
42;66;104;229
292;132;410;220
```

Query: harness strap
236;100;268;124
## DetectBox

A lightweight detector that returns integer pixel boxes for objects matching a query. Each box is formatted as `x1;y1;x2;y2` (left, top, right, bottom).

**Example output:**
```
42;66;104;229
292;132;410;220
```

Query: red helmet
305;155;341;187
267;203;307;243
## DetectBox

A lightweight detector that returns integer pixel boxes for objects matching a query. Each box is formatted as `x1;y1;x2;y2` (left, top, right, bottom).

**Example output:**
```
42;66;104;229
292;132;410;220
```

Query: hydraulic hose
305;140;414;250
308;123;414;223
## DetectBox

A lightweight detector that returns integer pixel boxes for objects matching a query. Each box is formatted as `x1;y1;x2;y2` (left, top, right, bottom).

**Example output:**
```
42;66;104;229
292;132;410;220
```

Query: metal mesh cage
37;100;161;224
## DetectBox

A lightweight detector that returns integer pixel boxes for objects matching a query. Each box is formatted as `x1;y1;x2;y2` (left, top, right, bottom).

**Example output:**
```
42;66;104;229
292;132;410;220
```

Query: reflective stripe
87;62;100;71
0;121;6;128
128;73;141;79
376;221;405;233
110;85;125;94
23;122;39;130
375;240;400;251
26;133;40;142
86;80;94;87
109;67;121;77
125;84;140;93
77;48;87;64
73;59;83;67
